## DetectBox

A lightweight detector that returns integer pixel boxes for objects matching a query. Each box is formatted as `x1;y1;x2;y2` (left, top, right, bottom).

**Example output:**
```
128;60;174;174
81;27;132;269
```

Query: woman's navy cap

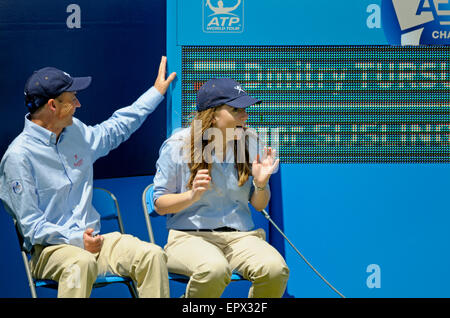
196;78;261;112
24;67;92;109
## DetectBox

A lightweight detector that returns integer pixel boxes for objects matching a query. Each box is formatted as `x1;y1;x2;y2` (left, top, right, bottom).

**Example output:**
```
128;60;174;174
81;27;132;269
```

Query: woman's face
212;104;249;133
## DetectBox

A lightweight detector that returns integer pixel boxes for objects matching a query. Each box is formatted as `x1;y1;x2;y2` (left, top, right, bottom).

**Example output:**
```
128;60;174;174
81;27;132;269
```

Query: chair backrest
0;200;40;297
92;187;125;234
0;200;29;253
142;184;157;244
142;184;173;247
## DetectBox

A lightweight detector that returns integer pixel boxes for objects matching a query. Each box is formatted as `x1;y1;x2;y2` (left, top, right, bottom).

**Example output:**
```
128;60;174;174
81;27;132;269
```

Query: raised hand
251;146;279;188
154;56;177;95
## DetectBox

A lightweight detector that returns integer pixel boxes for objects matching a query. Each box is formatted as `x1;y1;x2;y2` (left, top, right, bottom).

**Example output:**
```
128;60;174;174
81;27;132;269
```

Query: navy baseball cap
196;78;261;112
24;67;92;109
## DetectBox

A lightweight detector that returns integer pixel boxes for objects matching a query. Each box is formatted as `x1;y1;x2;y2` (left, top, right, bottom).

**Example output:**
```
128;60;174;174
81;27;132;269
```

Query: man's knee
137;242;168;265
60;251;98;289
71;252;98;276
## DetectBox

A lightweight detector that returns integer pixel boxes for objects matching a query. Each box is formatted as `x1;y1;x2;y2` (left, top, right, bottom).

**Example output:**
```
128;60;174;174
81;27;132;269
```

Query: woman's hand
189;169;211;202
251;147;279;188
154;169;211;215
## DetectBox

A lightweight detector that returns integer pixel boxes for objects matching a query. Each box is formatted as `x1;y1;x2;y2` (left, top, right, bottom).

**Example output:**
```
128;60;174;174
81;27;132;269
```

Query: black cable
260;208;346;298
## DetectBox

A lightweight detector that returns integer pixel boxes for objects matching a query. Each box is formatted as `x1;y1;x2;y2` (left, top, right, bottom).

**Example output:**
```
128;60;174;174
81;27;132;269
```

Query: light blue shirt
152;128;270;231
0;87;163;251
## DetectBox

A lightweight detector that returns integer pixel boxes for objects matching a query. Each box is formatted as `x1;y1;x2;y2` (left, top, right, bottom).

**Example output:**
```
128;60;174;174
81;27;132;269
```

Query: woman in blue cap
152;78;289;298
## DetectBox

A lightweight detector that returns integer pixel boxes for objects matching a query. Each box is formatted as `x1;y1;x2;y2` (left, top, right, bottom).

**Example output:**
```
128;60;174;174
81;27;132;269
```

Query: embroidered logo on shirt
11;181;23;194
74;154;83;167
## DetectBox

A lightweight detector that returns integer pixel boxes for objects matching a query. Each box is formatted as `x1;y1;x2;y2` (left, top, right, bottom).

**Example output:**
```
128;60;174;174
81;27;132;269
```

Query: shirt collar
23;113;58;145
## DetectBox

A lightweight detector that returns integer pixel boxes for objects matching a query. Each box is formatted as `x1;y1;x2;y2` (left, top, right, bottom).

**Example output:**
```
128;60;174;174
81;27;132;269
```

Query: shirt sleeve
152;137;183;204
82;86;164;162
0;152;84;250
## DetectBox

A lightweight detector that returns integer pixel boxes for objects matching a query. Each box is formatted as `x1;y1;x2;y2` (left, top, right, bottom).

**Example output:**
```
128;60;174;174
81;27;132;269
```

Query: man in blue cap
0;57;176;298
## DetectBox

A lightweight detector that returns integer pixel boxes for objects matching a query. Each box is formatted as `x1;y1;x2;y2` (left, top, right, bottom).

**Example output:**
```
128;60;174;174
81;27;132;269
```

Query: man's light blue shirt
152;128;270;231
0;87;163;251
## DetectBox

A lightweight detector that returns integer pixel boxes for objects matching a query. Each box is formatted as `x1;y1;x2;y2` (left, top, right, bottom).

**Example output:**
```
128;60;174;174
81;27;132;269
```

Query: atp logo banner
203;0;244;33
382;0;450;45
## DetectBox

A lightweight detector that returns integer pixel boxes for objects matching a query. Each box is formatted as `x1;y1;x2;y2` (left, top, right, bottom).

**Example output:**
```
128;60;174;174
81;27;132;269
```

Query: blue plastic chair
141;184;246;285
3;187;138;298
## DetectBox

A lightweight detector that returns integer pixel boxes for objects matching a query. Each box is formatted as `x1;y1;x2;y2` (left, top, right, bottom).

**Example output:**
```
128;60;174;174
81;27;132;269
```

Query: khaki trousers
165;228;289;298
30;232;170;298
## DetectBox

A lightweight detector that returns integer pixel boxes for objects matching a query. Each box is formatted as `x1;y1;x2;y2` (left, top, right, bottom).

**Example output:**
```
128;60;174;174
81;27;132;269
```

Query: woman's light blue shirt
153;128;269;231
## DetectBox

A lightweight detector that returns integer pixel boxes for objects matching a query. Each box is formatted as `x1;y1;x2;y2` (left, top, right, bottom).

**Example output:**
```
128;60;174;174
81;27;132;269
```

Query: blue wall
0;0;167;179
281;164;450;297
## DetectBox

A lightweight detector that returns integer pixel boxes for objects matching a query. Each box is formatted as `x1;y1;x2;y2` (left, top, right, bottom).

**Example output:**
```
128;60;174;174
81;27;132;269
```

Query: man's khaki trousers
165;228;290;298
30;232;170;298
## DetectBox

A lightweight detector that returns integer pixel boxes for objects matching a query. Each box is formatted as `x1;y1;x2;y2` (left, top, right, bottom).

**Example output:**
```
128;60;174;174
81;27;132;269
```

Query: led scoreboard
181;46;450;163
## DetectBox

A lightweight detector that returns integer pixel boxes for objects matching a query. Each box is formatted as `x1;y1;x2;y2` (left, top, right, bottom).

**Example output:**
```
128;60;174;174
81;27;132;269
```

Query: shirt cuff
68;230;85;249
134;86;164;112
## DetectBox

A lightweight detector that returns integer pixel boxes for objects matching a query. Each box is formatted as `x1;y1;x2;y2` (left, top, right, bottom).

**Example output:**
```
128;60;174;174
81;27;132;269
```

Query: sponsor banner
383;0;450;45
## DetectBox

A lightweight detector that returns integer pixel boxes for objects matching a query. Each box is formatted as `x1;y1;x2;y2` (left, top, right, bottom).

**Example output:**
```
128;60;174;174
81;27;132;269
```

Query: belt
178;226;239;232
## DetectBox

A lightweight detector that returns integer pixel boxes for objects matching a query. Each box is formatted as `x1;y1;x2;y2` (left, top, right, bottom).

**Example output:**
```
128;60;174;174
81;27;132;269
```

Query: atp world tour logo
382;0;450;45
203;0;244;33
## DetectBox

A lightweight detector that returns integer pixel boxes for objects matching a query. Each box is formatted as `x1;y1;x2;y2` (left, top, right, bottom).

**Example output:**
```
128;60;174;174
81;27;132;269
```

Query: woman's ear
211;112;217;125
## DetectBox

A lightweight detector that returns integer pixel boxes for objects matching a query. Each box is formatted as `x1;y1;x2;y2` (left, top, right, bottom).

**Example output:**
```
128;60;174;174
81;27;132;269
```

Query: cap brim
66;76;92;92
226;95;261;109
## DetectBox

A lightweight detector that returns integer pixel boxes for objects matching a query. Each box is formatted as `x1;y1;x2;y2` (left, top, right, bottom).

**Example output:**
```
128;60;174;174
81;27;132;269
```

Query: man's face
53;91;80;128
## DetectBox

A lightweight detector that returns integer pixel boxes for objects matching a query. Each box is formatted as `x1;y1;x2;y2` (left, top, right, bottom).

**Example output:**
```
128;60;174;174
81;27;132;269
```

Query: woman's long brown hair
186;107;251;189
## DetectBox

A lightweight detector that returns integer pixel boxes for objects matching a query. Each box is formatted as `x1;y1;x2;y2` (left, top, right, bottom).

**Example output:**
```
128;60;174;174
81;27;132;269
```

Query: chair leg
126;281;139;298
21;251;37;298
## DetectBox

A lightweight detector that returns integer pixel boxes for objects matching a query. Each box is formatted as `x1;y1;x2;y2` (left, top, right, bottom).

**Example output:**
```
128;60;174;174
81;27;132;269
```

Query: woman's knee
254;258;290;283
193;259;232;284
